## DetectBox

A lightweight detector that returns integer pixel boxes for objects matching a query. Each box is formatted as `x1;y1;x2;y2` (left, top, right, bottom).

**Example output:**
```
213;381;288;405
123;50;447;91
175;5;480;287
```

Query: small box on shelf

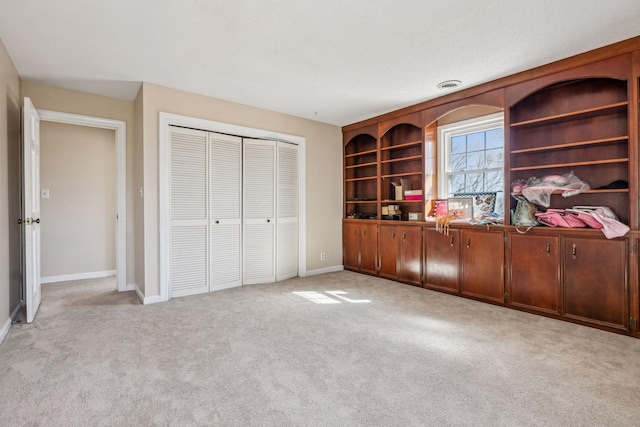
391;179;411;200
404;189;423;201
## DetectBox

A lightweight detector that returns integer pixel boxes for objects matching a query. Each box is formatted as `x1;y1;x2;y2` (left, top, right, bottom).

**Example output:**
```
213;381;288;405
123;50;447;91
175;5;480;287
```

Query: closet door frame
159;113;306;302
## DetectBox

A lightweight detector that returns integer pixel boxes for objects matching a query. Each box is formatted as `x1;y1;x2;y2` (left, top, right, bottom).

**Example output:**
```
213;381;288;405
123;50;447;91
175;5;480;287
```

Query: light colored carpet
1;271;640;426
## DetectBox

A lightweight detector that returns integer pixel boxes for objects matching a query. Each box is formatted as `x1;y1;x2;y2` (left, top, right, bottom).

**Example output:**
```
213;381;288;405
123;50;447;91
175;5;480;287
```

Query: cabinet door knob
546;242;551;256
450;236;454;247
402;231;406;241
466;237;470;249
572;243;577;259
392;230;395;239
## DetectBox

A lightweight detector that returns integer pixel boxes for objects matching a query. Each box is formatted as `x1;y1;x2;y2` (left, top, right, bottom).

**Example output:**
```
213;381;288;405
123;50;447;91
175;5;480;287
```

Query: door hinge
630;317;637;327
503;236;508;243
629;244;637;253
504;292;509;300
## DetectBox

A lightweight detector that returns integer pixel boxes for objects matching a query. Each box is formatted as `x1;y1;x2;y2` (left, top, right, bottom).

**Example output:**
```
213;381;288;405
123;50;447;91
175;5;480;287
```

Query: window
437;112;504;213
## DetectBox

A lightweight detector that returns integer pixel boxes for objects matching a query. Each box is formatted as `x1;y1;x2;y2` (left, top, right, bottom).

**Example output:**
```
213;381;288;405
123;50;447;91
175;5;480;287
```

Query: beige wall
0;38;21;325
40;122;116;278
21;82;136;286
139;83;343;297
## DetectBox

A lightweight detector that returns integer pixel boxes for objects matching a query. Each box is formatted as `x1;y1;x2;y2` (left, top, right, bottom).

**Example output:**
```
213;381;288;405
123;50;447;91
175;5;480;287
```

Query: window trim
437;112;504;198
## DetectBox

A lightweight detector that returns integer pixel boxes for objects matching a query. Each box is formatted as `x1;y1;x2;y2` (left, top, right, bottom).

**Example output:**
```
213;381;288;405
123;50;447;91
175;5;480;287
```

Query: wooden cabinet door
461;229;504;303
343;222;359;271
359;222;378;275
399;226;422;286
424;228;460;293
379;225;398;279
508;233;561;315
563;236;629;332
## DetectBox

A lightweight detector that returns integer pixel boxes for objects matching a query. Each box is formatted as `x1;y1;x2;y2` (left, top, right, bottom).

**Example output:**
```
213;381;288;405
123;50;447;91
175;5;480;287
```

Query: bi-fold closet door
169;126;298;298
242;139;300;284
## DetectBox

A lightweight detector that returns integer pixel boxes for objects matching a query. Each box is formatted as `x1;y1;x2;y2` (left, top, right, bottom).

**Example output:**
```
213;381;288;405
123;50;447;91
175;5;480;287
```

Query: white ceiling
1;1;639;126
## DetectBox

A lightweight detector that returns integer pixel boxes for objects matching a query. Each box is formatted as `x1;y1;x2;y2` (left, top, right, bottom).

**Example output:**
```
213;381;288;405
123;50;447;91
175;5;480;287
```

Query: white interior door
169;127;209;298
243;139;276;285
209;132;242;291
276;142;299;281
23;97;41;323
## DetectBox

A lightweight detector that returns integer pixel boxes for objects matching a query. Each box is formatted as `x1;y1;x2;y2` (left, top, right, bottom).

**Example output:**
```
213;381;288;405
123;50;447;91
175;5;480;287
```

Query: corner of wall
133;84;145;294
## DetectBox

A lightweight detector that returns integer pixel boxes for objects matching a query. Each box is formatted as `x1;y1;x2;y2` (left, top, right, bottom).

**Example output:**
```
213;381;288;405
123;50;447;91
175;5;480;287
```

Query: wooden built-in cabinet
508;231;630;332
507;232;561;315
423;228;460;293
378;224;398;279
343;221;378;275
379;224;423;286
563;236;629;332
342;36;640;338
398;226;423;285
460;229;505;304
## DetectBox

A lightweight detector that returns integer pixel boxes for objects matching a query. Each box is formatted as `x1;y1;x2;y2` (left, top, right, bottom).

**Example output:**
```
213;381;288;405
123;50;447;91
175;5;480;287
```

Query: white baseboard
10;303;21;322
42;270;116;284
0;317;12;345
133;283;162;305
304;265;344;277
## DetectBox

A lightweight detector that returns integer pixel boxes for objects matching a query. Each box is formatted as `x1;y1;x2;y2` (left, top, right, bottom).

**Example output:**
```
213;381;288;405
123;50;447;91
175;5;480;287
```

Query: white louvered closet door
209;132;243;291
243;139;276;284
276;142;299;281
169;127;209;298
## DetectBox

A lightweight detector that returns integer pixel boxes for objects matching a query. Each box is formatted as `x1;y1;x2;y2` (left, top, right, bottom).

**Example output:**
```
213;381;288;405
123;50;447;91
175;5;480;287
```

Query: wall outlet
320;252;326;261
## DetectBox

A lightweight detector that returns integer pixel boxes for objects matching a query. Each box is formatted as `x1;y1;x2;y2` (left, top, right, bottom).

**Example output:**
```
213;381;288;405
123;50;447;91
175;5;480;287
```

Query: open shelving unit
379;121;425;220
344;129;379;219
507;77;630;224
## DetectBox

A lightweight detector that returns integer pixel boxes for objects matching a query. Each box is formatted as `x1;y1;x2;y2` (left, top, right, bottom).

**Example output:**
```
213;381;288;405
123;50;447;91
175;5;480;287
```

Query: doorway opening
37;110;128;292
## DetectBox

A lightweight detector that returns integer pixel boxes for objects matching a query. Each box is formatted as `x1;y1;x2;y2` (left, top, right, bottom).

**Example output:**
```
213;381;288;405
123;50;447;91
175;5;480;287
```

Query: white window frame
437;112;504;198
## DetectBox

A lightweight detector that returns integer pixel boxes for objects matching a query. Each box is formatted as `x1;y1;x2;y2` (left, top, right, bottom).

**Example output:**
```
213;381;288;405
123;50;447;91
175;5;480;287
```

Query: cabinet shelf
510;158;628;172
381;171;422;179
345;148;377;158
510;136;628;155
346;200;378;204
380;155;422;164
382;199;423;204
510;102;627;128
511;188;629;197
345;176;377;182
380;140;422;151
345;161;377;169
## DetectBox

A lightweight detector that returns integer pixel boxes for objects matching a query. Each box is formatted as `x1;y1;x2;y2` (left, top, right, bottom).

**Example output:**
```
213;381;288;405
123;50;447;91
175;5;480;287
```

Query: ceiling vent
437;80;462;90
